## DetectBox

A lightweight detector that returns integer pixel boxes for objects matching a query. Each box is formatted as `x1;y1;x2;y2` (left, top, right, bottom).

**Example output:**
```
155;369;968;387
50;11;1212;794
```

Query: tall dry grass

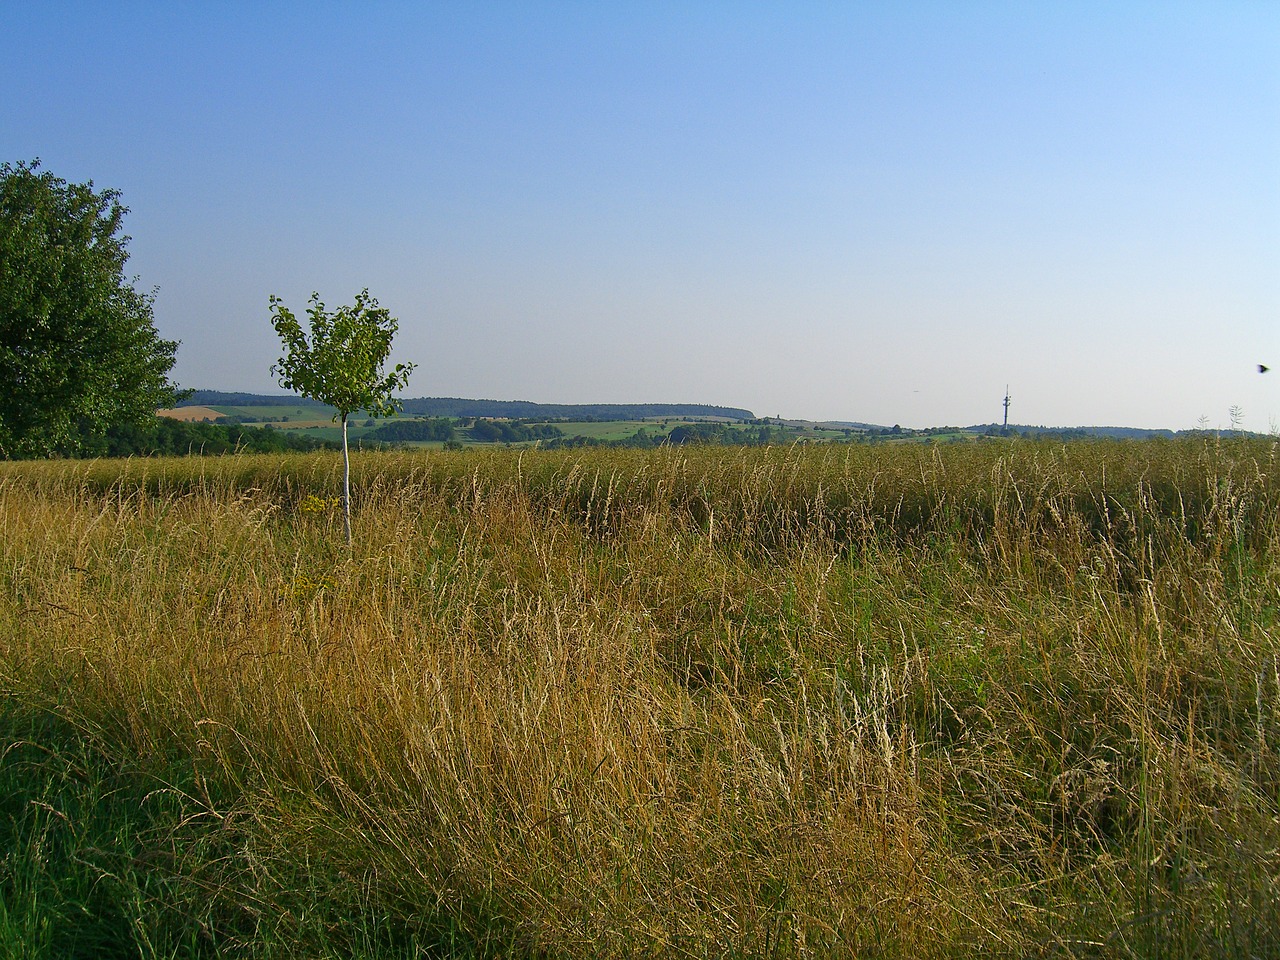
2;439;1278;957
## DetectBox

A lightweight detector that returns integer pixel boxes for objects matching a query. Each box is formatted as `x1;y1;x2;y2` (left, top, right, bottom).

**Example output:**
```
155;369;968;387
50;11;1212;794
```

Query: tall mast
1002;386;1011;433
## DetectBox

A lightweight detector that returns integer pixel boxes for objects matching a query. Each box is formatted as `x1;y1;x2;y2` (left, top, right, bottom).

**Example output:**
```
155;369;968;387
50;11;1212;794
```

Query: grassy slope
2;441;1278;958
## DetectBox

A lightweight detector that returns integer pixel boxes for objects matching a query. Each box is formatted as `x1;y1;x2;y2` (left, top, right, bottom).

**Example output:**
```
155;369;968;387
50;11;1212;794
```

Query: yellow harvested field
157;406;223;421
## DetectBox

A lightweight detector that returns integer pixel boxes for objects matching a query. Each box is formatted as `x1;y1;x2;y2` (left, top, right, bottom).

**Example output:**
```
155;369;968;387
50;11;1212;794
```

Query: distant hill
177;394;1212;437
180;390;330;408
398;397;754;421
964;424;1180;439
818;421;887;431
180;391;754;422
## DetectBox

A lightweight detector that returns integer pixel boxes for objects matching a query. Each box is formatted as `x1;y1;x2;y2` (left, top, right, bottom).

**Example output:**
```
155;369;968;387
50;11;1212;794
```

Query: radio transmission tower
1002;386;1011;434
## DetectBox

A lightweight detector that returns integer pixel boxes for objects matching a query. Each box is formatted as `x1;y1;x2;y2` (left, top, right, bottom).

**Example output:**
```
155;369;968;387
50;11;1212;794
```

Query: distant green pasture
555;420;674;440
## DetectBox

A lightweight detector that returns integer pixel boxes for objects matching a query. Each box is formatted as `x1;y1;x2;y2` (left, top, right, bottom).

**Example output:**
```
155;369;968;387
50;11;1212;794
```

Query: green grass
543;419;669;440
2;439;1279;957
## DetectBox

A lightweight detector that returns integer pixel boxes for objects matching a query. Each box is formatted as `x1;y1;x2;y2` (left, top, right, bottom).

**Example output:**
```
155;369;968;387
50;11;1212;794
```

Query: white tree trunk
341;413;352;547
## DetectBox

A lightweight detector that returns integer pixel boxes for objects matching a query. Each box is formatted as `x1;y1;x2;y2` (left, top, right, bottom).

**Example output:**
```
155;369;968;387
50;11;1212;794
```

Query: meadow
1;440;1278;958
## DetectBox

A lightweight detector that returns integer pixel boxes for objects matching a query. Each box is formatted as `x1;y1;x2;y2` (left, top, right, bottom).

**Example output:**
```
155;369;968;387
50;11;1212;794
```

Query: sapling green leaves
270;289;415;545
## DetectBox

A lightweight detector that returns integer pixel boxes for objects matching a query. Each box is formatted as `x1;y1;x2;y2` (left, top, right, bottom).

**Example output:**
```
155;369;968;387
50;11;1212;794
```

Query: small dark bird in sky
1261;364;1270;374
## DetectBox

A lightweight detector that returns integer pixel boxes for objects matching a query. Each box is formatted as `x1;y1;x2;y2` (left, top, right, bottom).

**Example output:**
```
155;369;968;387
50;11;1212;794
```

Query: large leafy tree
0;160;183;457
270;289;415;545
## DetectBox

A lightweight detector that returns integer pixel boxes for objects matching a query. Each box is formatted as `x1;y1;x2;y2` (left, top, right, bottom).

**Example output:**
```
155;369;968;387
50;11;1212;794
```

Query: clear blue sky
4;1;1278;429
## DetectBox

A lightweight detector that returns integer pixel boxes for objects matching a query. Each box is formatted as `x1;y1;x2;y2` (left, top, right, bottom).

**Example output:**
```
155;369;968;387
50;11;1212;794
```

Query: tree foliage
0;160;183;457
269;290;414;421
365;417;455;443
466;419;563;443
270;289;415;544
87;418;340;458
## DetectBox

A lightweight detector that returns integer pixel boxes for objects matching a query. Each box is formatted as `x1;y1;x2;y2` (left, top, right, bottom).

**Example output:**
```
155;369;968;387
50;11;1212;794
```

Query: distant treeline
365;418;456;443
967;424;1182;440
361;419;566;444
181;390;331;408
467;420;564;443
400;398;754;422
96;420;341;457
545;422;795;450
5;418;342;459
180;391;754;422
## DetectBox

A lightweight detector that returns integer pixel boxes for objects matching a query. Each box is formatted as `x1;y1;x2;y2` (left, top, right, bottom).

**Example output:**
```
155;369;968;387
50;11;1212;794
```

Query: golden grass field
2;440;1278;957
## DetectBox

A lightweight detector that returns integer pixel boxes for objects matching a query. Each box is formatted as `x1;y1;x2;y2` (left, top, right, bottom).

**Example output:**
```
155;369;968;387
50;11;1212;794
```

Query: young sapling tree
270;289;415;546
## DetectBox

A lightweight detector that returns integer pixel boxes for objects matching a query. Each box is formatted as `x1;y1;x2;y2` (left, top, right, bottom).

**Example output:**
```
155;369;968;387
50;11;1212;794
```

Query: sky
3;2;1278;430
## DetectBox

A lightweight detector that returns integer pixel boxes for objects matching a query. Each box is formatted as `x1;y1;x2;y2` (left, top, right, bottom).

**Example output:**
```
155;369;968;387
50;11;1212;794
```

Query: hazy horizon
4;3;1277;431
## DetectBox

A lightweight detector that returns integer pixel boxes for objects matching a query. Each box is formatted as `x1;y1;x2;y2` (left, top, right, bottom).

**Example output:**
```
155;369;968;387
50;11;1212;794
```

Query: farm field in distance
160;409;769;446
159;393;895;449
157;394;1192;453
163;410;891;449
2;440;1278;958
